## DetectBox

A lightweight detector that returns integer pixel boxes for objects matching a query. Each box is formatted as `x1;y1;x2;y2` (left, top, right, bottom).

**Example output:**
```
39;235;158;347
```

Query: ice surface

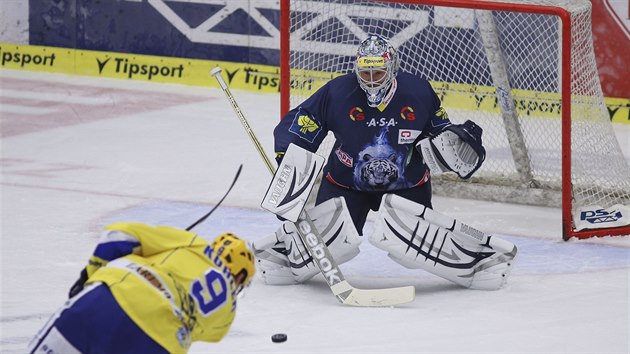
1;70;628;353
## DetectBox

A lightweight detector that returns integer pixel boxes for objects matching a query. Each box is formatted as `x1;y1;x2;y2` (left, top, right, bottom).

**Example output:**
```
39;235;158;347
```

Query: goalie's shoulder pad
443;120;486;162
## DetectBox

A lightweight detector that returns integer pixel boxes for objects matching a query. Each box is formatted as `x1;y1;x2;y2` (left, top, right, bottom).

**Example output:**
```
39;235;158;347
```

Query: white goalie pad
369;194;517;290
253;197;361;285
261;143;325;222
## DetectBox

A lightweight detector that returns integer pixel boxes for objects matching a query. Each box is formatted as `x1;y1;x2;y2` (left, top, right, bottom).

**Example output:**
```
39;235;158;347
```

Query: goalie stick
210;67;415;307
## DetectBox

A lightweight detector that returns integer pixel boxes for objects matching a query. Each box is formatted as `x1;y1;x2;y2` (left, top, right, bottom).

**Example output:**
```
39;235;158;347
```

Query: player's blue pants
316;177;432;235
29;283;168;354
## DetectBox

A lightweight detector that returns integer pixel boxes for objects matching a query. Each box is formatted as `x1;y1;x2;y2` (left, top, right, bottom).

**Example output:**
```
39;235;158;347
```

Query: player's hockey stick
211;67;415;307
186;164;243;231
69;166;242;299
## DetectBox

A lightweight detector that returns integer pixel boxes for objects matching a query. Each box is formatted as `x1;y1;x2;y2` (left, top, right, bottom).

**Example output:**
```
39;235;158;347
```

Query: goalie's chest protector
320;73;449;191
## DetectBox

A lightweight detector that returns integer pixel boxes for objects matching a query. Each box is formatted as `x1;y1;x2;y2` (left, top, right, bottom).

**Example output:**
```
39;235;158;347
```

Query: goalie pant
255;195;517;290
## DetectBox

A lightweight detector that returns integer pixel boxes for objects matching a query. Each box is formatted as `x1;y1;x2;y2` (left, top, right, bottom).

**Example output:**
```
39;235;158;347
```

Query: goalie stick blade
331;281;415;307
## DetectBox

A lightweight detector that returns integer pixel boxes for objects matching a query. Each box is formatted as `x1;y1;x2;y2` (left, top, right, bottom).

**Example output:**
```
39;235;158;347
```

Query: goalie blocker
261;143;325;222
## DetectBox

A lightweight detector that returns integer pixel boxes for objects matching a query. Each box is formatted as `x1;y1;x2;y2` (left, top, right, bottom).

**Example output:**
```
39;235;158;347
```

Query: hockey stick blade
211;67;415;306
331;281;415;307
186;164;243;231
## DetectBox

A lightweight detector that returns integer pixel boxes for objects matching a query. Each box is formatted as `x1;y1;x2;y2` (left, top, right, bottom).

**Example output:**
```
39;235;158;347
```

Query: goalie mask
211;233;256;295
355;35;400;107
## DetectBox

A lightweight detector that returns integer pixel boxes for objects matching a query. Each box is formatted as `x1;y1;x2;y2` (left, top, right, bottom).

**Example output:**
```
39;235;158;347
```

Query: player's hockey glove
68;267;88;298
416;120;486;179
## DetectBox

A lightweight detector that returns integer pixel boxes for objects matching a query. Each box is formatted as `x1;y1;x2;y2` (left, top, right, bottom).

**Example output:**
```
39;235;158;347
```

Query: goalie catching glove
417;120;486;179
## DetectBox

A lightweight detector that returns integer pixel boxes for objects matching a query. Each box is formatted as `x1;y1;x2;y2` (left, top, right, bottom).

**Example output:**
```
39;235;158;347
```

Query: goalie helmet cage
279;0;630;240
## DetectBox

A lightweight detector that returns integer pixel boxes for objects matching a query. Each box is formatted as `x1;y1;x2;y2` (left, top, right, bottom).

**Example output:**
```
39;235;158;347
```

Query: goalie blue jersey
274;72;452;191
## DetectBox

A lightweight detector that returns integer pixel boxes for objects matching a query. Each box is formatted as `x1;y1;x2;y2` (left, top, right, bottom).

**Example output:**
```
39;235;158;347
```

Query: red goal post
279;0;630;240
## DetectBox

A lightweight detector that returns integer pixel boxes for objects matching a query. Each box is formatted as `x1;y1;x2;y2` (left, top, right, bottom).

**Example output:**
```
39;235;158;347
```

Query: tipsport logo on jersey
289;108;322;143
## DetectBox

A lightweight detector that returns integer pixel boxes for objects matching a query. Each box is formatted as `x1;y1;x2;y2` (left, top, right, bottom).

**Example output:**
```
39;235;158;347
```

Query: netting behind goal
280;0;630;239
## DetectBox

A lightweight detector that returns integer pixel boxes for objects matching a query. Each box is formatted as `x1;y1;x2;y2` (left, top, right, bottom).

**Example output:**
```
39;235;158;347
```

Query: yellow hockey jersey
85;222;240;353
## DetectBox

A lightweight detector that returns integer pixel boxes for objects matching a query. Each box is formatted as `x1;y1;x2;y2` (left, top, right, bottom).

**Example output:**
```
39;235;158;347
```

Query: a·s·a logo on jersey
349;107;365;121
289;108;322;143
400;106;415;120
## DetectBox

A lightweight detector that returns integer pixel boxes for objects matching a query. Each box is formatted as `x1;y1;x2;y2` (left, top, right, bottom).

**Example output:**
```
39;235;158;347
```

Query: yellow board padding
0;43;284;92
604;97;630;125
1;43;628;124
431;81;629;124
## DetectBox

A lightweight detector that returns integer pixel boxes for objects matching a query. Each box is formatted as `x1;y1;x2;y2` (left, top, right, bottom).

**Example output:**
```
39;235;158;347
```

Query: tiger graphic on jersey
353;128;406;190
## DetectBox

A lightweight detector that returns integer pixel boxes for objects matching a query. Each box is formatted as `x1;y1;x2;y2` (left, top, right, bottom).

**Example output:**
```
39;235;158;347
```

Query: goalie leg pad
369;194;517;290
253;197;361;285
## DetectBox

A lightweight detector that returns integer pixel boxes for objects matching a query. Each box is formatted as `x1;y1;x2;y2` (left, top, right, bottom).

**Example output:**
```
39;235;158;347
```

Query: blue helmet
355;35;400;107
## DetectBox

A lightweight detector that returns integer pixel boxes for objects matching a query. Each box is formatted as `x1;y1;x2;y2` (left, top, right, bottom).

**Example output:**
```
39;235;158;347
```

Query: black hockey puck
271;333;287;343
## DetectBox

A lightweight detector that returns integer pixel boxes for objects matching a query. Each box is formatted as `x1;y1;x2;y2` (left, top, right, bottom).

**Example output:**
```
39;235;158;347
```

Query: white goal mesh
281;0;630;238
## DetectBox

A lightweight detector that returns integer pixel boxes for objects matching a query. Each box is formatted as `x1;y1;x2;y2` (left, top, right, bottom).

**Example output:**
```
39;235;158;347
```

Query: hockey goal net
279;0;630;240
